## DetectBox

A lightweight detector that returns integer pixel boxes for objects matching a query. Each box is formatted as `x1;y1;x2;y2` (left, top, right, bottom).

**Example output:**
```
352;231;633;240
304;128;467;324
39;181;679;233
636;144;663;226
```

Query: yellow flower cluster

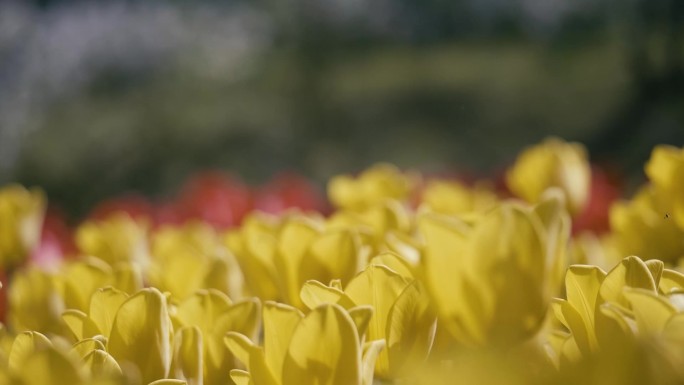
0;139;684;385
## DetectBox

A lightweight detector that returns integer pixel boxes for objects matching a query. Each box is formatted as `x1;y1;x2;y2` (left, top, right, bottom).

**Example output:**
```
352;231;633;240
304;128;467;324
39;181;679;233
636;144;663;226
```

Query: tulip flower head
0;185;46;269
225;302;384;385
507;138;590;215
418;192;570;347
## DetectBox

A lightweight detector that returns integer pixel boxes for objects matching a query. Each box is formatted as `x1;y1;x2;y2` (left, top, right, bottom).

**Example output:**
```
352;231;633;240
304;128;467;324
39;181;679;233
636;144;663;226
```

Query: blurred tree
588;0;684;170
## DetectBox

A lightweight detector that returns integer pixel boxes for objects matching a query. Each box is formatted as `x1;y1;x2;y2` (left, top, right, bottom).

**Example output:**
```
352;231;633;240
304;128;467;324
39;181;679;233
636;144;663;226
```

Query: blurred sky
0;0;682;217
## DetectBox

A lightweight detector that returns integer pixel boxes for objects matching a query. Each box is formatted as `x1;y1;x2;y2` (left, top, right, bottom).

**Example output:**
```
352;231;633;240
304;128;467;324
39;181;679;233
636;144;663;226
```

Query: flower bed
0;138;683;385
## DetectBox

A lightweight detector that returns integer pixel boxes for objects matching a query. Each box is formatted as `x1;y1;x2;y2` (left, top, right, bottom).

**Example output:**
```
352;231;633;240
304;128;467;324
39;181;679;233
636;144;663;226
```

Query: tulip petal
214;298;261;340
329;279;343;290
276;218;321;306
223;332;253;369
465;205;547;344
224;332;278;385
204;256;243;300
624;288;676;334
545;330;570;368
384;231;421;267
113;262;144;294
230;369;252;385
559;335;582;366
17;345;84;385
149;252;209;301
300;280;355;310
348;306;374;343
89;287;129;339
83;349;123;378
345;265;410;337
302;230;361;290
148;380;187;385
72;338;106;358
7;267;62;334
596;302;637;350
108;288;172;385
551;301;569;331
564;265;605;349
241;217;280;301
534;188;571;291
552;299;592;355
660;269;684;294
369;252;414;279
645;260;664;286
417;214;472;338
174;289;233;332
663;313;684;344
263;301;304;379
283;304;361;385
63;258;114;312
62;309;100;341
599;256;656;307
171;326;203;385
361;340;386;385
386;282;436;378
8;331;52;373
344;265;409;376
195;298;261;385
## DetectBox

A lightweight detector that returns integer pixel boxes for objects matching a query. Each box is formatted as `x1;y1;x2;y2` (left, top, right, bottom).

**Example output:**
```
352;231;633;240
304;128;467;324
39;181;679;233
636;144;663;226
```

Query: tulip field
2;138;684;385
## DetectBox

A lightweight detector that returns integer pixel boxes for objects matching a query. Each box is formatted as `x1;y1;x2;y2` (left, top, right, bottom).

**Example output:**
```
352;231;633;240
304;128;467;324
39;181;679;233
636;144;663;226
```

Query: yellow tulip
418;197;568;346
12;341;86;385
224;213;283;301
224;302;383;385
172;289;260;385
60;258;119;313
506;138;590;214
225;213;368;309
0;185;45;268
421;180;498;216
300;263;436;380
547;255;684;371
2;331;121;385
8;267;64;335
0;329;191;385
327;200;412;258
170;326;202;385
62;286;129;341
645;145;684;232
62;287;172;383
547;256;684;384
609;187;684;263
149;222;243;301
328;164;414;211
281;226;366;308
107;288;172;385
7;331;53;373
76;214;149;268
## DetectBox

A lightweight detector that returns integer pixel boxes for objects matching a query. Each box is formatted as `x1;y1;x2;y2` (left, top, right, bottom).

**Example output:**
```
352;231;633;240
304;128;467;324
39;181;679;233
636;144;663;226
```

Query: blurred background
0;0;682;219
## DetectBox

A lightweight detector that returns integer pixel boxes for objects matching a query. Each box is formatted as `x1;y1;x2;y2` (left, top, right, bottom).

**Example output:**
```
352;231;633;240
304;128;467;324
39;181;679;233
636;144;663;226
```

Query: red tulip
254;172;327;214
174;171;253;228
